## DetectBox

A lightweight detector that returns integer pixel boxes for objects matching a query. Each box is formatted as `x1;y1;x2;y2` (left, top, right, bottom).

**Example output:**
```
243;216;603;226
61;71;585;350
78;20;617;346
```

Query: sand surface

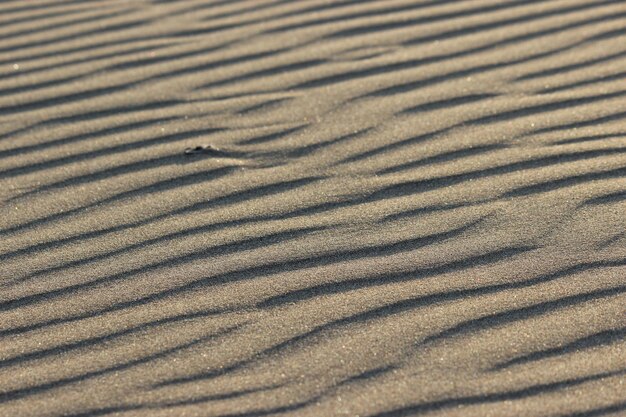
1;1;625;416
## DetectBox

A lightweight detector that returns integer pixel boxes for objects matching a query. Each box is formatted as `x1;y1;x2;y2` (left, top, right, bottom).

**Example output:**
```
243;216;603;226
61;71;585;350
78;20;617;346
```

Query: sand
0;0;625;416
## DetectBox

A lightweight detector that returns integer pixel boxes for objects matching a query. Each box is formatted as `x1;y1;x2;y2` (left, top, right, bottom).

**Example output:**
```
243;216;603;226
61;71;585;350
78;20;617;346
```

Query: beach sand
0;1;625;416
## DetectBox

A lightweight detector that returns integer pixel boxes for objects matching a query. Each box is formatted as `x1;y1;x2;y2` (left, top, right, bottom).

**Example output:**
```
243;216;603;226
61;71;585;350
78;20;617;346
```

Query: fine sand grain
1;1;625;416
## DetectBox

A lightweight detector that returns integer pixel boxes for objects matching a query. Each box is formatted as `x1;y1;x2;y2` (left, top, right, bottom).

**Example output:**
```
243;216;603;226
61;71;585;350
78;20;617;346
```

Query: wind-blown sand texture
1;1;625;416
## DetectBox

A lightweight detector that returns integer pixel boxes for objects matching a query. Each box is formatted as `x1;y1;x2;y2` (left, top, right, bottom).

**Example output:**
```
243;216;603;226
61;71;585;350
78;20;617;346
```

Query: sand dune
1;0;625;416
